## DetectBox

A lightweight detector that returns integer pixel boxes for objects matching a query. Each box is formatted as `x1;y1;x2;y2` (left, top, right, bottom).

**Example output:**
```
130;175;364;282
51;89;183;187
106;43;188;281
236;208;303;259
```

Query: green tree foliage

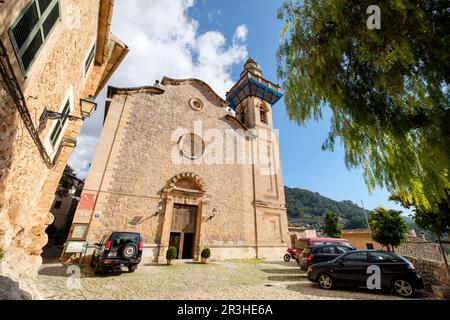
56;165;80;197
369;207;409;250
323;210;343;237
277;1;450;211
391;192;450;276
285;186;367;229
391;192;450;237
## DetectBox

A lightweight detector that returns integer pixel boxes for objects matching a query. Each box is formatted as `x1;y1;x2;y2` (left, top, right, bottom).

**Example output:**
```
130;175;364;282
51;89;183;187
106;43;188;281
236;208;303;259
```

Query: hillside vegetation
285;187;370;230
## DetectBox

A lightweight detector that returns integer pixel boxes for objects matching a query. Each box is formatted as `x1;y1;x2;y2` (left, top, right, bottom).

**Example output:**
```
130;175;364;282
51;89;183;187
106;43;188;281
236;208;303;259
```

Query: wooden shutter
9;0;60;73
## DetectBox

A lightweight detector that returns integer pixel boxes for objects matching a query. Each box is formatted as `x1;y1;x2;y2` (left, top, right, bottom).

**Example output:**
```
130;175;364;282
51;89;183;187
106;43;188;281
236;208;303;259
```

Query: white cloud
69;0;248;179
234;25;248;42
69;135;98;178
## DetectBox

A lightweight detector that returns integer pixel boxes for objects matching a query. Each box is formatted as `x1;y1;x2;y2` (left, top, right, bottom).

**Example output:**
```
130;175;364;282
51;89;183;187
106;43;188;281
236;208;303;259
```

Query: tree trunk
437;237;450;282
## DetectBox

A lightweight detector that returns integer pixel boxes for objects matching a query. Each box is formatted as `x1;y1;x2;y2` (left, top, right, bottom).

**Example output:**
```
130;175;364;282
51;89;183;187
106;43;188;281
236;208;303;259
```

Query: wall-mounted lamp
208;208;218;221
153;203;164;217
41;96;97;122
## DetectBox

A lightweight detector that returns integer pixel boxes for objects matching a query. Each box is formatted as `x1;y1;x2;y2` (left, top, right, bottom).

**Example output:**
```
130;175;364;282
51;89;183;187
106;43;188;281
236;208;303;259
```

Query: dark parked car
298;244;356;271
295;237;355;255
90;232;143;275
307;250;424;297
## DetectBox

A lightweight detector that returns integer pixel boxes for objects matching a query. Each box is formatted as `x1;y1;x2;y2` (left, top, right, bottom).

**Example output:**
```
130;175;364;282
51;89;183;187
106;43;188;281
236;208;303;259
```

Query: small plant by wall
166;247;177;261
201;248;211;259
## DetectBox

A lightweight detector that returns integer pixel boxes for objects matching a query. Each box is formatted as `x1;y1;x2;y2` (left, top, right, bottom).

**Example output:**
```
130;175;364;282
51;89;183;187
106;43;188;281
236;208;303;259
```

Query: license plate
108;252;117;258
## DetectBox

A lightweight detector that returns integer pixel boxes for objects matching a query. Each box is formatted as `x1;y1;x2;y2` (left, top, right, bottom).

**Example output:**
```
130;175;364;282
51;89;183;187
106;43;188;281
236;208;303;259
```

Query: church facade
69;59;290;261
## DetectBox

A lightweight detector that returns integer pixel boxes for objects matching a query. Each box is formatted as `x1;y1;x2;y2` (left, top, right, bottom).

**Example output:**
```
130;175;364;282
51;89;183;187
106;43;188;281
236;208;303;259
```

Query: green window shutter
42;1;60;38
85;44;96;75
50;99;70;148
21;31;43;71
9;0;60;73
11;2;39;50
38;0;53;13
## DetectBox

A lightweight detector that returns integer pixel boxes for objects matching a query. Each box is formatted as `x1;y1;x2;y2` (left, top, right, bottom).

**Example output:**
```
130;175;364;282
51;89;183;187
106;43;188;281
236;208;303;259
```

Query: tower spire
226;57;282;111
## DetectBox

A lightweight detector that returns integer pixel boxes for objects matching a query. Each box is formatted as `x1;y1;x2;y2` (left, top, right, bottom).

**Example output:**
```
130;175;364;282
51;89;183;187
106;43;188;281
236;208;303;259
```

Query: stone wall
396;239;443;262
404;256;450;288
0;0;125;299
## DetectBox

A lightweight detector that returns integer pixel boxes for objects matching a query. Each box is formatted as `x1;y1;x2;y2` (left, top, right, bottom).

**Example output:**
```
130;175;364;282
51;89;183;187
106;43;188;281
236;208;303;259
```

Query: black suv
298;244;355;271
90;232;143;274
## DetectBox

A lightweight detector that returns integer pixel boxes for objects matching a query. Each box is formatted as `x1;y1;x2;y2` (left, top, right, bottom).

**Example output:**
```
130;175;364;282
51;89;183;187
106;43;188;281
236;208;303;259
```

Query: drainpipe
250;130;259;259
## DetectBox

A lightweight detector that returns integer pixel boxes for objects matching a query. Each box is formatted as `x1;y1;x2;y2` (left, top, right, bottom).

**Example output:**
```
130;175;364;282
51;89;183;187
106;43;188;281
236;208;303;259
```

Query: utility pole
361;201;370;230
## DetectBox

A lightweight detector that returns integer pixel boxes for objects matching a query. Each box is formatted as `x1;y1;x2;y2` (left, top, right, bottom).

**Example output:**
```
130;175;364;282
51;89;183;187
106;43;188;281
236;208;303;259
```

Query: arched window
260;106;268;124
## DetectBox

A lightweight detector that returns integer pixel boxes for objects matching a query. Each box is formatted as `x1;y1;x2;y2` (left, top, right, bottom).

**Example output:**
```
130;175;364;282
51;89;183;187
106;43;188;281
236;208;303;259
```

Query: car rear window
110;233;140;248
370;252;402;263
335;246;354;254
343;252;368;263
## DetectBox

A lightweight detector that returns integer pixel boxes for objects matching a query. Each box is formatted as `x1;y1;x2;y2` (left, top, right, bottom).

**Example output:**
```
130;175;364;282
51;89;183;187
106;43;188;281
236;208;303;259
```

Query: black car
298;244;356;271
90;232;143;274
307;250;424;297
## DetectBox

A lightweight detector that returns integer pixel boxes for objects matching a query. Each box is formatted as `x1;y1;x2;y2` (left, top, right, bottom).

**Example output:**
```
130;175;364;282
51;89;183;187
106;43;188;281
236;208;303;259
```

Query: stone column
193;197;209;261
157;195;174;262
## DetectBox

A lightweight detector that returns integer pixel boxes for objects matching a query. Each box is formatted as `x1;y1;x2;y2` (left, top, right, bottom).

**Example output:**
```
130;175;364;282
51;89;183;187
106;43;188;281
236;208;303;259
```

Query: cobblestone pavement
37;259;436;300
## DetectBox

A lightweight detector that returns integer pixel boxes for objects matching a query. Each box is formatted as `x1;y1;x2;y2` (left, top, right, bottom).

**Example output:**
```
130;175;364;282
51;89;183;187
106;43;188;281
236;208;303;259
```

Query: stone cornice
161;76;229;108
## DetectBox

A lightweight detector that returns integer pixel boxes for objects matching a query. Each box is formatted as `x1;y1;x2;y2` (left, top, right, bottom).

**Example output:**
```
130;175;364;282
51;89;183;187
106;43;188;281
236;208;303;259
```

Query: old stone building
69;58;290;261
0;0;127;298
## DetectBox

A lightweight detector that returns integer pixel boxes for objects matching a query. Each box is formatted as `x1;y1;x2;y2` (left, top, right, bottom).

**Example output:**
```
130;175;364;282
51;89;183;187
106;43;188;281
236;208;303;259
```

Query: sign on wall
78;193;96;210
65;241;89;254
71;224;87;239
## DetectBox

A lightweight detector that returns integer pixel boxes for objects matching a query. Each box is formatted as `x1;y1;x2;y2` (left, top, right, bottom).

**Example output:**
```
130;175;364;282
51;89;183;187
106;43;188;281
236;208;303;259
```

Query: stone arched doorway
158;173;209;262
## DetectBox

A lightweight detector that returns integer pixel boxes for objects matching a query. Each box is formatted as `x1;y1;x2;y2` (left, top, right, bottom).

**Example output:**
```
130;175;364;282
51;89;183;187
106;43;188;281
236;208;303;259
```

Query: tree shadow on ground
285;282;434;300
38;265;124;278
267;275;308;282
262;261;299;268
260;268;304;275
143;263;171;267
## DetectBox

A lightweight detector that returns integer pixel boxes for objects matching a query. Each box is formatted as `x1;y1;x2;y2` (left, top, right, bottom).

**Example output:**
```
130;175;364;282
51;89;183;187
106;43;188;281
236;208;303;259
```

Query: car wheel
121;243;138;259
283;254;291;262
93;262;103;275
393;279;415;298
128;265;138;273
318;273;334;290
89;255;95;267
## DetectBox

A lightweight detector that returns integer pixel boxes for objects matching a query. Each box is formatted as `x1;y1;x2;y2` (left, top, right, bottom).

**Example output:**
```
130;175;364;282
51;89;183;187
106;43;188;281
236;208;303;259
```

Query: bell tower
226;58;289;258
226;57;282;129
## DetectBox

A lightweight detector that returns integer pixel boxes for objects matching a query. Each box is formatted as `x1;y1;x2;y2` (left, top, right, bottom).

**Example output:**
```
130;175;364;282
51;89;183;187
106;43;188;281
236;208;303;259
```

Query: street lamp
41;96;97;122
208;208;218;221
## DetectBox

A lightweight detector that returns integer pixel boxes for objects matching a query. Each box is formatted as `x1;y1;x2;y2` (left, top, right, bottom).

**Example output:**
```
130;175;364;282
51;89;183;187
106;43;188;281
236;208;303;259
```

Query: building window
180;133;205;159
53;200;62;209
49;98;70;148
9;0;60;73
366;243;374;250
84;44;96;75
260;106;268;124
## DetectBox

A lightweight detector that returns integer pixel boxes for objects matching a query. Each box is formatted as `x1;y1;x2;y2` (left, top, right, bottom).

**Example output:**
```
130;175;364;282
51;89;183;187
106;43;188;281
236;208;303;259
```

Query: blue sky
189;0;409;214
69;0;410;215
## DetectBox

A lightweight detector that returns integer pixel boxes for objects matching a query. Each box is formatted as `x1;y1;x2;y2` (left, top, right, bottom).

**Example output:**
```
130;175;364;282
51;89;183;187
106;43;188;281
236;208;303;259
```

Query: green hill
284;186;369;230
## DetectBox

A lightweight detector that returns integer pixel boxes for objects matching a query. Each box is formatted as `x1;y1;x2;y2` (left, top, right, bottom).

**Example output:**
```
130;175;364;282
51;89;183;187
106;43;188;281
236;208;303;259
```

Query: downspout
250;130;259;259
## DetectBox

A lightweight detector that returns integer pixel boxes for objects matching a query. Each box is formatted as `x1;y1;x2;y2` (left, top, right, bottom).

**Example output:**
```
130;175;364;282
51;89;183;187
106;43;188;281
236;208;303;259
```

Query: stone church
69;58;290;261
